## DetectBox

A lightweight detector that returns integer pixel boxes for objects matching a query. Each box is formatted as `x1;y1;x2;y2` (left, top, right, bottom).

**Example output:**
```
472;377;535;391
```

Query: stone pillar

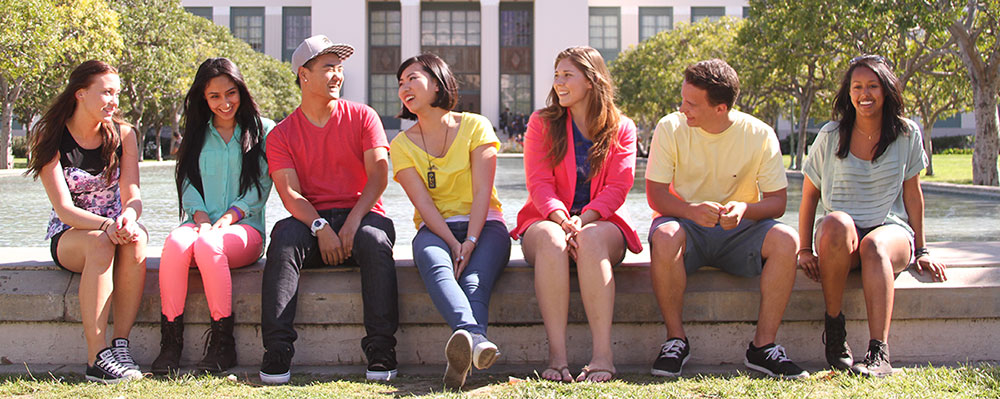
265;6;282;60
481;0;500;125
313;1;367;103
674;6;691;27
533;0;588;110
213;6;230;28
621;6;638;51
400;0;421;59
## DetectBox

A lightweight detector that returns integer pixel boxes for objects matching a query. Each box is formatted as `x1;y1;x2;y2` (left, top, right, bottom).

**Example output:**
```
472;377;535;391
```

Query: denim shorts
649;216;781;277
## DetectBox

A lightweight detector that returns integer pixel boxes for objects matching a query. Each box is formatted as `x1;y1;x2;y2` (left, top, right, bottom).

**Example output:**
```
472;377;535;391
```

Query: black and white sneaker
365;345;398;381
651;337;690;377
259;346;292;385
111;337;140;371
86;347;143;384
744;342;809;379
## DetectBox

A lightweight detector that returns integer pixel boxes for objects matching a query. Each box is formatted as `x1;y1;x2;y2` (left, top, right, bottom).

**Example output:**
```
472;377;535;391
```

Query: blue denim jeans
412;220;511;336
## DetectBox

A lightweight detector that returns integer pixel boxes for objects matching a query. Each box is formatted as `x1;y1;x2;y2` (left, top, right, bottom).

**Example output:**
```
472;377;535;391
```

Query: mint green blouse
181;118;275;239
803;119;927;234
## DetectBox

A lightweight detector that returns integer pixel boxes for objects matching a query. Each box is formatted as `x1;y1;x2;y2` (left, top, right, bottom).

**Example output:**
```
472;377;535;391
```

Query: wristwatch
466;236;478;245
310;218;329;237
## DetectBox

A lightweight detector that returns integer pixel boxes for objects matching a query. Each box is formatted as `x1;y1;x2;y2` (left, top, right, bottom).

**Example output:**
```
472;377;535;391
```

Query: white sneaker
443;330;472;389
471;333;499;370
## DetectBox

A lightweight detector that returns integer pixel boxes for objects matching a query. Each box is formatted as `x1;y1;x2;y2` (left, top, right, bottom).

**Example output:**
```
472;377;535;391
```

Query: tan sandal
540;366;572;383
576;365;615;382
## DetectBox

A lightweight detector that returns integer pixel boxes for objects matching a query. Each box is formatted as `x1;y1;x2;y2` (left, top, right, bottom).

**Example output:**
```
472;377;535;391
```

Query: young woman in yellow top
391;53;511;390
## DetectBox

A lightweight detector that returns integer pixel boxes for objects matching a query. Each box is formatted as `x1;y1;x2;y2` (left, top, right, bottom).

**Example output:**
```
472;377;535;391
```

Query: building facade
10;0;975;138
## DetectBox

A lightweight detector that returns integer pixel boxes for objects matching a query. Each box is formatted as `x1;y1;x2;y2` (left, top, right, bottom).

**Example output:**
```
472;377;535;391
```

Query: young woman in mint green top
797;56;946;378
153;58;274;374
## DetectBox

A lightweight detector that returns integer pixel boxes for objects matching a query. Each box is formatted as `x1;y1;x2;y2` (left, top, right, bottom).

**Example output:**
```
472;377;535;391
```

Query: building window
421;8;481;46
934;113;962;128
743;7;750;19
691;7;725;23
639;7;673;42
500;3;532;133
370;2;402;129
231;7;265;53
185;7;212;20
282;7;311;62
589;7;620;62
421;3;481;113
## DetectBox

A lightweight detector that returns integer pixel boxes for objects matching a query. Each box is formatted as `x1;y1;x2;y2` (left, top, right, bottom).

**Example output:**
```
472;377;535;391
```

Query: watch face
313;220;322;228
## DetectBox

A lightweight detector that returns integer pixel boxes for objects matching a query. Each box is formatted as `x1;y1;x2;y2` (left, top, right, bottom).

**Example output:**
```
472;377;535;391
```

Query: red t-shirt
267;100;388;214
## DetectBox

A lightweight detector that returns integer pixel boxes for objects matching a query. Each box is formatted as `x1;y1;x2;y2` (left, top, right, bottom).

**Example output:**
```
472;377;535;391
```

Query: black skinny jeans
261;209;398;356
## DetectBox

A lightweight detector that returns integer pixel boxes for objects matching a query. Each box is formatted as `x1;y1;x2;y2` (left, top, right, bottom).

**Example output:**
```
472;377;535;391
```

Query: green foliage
611;18;744;138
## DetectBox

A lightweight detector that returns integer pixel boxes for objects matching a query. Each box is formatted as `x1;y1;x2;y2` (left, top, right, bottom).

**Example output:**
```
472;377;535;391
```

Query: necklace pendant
427;171;437;189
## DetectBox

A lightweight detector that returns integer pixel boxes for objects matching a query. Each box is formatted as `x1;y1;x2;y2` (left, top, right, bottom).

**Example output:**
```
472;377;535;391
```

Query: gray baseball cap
290;35;354;74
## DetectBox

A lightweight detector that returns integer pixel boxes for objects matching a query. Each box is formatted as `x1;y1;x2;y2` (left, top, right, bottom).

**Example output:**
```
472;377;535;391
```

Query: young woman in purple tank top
25;60;147;384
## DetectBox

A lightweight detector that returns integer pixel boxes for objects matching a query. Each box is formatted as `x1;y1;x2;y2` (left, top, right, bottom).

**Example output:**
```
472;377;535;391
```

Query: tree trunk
154;123;163;161
0;76;24;169
794;95;814;171
923;125;935;176
970;87;999;185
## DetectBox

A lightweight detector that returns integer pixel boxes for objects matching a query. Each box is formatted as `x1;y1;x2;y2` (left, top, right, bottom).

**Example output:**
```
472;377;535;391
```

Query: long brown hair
538;46;621;177
26;60;126;183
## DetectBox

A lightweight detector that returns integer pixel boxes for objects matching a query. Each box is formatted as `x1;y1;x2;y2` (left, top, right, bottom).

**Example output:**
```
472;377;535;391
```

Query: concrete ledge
1;242;999;366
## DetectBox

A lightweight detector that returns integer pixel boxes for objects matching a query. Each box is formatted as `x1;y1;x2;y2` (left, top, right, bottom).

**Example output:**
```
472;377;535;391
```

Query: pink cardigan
511;110;643;254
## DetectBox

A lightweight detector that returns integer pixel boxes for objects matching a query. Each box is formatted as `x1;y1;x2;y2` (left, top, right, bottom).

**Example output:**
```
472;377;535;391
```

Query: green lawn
784;153;990;185
2;365;999;399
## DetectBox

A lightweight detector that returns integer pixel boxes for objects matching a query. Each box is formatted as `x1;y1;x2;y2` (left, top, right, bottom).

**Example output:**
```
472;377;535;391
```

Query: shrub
12;136;29;158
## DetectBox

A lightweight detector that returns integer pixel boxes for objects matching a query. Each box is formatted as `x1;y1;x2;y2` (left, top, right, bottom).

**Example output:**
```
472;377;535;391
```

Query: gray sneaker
852;339;893;377
471;333;499;370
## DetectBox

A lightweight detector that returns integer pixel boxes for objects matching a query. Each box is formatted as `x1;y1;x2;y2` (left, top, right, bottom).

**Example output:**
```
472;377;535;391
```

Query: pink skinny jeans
159;223;262;321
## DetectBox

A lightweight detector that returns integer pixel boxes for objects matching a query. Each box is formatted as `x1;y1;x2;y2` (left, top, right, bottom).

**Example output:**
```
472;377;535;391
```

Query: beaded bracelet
914;247;930;259
229;206;244;221
99;218;113;231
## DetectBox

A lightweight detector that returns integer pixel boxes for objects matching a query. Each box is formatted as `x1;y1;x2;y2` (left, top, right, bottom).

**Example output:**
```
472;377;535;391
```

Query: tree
611;17;744;151
739;0;847;170
940;0;1000;186
0;0;122;169
906;50;972;175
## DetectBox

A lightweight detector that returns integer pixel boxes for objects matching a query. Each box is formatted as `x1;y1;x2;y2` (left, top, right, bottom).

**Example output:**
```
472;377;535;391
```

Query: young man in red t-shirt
259;35;398;384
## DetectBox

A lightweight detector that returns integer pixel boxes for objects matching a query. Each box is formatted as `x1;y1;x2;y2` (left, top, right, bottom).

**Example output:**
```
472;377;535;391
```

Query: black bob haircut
396;53;458;120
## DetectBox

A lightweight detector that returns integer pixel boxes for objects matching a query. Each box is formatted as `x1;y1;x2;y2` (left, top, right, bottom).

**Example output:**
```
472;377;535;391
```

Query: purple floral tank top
45;128;122;239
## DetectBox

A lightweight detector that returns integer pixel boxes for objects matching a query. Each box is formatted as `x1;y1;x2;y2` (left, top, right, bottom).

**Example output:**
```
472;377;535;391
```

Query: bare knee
858;236;892;270
650;222;685;258
817;212;854;251
523;222;568;266
762;223;798;262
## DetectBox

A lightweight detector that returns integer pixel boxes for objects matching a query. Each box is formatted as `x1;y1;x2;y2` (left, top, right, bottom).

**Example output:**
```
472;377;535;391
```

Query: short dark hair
683;59;740;109
294;57;319;88
396;53;458;120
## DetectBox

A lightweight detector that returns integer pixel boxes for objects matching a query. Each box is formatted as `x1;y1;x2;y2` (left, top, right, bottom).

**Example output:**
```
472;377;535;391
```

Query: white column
214;6;230;28
674;6;691;27
621;6;638;51
534;0;589;110
726;6;743;18
480;0;500;124
400;0;421;59
313;1;367;103
265;6;282;60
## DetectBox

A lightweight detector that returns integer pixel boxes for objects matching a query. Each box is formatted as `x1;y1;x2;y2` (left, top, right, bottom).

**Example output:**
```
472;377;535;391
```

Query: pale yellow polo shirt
645;111;787;205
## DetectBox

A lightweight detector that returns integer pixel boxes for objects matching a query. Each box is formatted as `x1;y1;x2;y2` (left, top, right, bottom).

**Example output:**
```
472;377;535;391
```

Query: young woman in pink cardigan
511;46;641;383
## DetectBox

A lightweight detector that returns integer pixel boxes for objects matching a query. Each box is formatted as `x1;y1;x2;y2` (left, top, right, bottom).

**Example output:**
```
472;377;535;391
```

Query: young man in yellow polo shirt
645;59;806;379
